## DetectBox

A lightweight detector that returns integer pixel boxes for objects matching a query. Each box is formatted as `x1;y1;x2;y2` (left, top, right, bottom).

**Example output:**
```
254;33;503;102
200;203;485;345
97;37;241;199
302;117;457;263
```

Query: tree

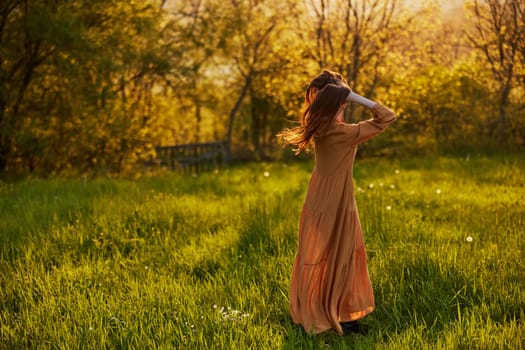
0;0;174;175
0;0;59;172
466;0;523;143
215;0;305;160
162;0;226;144
511;1;525;100
306;0;409;121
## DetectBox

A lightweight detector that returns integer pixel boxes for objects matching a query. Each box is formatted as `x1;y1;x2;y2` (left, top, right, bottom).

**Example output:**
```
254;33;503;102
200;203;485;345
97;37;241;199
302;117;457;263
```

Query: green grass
1;154;524;349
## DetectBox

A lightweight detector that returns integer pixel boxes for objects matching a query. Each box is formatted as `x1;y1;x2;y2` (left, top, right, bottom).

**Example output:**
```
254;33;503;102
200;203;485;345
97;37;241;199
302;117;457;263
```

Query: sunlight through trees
0;0;523;175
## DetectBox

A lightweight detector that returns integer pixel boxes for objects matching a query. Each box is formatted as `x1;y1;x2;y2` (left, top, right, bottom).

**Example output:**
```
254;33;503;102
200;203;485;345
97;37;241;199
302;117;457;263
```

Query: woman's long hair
279;70;350;154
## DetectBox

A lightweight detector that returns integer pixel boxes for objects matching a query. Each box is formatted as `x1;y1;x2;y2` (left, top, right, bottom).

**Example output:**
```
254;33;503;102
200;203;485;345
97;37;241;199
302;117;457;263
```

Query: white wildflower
215;305;250;323
386;205;392;211
368;183;375;189
466;236;473;243
436;189;442;194
395;169;400;174
263;171;270;177
109;317;126;327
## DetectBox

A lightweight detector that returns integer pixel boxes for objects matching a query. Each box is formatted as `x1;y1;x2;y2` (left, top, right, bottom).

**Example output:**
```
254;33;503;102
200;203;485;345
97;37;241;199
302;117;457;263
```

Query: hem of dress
339;306;375;323
296;306;375;335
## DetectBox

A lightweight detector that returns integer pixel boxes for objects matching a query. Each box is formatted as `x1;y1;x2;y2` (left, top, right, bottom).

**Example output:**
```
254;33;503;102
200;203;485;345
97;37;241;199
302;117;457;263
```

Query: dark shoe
298;325;309;336
340;320;368;335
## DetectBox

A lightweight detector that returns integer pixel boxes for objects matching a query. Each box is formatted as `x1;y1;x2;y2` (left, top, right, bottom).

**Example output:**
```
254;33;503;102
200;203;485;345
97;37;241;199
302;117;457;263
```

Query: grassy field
1;153;524;349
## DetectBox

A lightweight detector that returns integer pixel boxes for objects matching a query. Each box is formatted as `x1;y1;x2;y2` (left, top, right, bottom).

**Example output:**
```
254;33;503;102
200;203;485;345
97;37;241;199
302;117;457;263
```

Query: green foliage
382;55;497;154
1;0;172;175
1;0;524;176
1;154;524;348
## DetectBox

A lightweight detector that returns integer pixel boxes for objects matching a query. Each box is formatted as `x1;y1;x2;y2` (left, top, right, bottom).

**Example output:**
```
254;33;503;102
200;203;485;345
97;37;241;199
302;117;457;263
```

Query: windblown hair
279;70;351;154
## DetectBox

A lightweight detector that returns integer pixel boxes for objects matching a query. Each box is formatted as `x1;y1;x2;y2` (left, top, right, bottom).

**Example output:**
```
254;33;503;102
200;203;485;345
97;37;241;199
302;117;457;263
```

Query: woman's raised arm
346;91;377;109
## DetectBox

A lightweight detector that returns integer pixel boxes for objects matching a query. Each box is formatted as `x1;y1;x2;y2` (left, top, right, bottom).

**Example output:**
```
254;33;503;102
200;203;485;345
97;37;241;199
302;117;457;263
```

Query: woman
279;70;396;335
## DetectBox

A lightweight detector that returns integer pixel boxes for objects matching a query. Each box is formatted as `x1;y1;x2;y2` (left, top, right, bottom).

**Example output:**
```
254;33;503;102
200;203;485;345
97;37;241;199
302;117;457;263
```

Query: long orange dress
289;103;397;335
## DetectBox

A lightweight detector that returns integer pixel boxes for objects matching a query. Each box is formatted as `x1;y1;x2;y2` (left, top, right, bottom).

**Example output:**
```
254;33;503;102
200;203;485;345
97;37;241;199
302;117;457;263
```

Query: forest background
1;0;524;177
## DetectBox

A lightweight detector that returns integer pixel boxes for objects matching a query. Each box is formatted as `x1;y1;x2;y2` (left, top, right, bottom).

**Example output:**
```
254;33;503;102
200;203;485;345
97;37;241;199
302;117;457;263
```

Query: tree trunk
497;90;508;144
0;138;9;174
0;97;7;173
225;72;252;163
346;33;361;123
250;87;261;159
497;71;512;144
195;103;201;143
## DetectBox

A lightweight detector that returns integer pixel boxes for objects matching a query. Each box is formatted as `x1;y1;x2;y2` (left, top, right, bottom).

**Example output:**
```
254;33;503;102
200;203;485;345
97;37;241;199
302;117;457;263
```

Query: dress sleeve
342;103;397;144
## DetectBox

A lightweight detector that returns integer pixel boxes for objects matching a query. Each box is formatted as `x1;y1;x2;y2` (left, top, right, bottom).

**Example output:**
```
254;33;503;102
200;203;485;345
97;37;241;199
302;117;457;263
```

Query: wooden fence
150;141;228;172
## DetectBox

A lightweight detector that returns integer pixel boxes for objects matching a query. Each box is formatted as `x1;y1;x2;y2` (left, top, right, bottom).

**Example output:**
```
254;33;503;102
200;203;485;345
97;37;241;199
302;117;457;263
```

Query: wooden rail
150;141;228;172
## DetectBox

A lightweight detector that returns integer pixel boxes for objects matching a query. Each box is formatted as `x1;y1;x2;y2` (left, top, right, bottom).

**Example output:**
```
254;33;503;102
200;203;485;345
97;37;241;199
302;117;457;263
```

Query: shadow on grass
280;253;484;348
372;253;482;343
